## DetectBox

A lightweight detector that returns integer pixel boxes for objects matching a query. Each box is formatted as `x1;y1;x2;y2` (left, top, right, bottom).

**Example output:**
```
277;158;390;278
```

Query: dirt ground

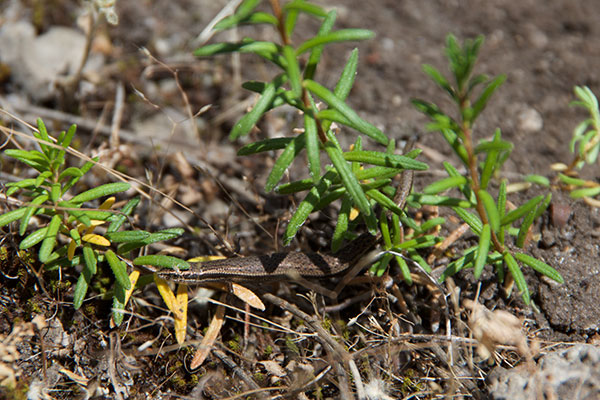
1;0;599;399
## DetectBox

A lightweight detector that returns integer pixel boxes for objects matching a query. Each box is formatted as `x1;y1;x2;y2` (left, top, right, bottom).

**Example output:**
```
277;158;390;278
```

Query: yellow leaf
174;284;188;345
349;207;360;221
154;275;182;319
187;255;226;262
89;220;107;227
123;270;140;306
110;270;140;328
67;240;77;261
77;220;105;234
205;282;265;310
99;197;116;210
81;233;111;246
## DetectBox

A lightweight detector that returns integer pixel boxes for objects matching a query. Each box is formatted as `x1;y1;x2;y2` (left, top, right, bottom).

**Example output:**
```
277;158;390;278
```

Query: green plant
188;2;565;302
191;0;450;285
0;119;183;324
551;86;600;202
193;0;428;256
1;1;566;316
570;86;600;169
412;35;563;303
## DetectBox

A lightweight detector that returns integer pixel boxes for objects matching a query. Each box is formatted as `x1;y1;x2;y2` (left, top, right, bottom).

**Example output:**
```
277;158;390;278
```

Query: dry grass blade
428;222;470;264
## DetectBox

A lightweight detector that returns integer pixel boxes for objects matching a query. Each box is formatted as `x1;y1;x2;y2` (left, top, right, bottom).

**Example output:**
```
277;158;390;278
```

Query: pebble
550;203;572;227
524;24;549;49
488;344;600;399
0;21;104;101
517;107;543;133
162;208;192;228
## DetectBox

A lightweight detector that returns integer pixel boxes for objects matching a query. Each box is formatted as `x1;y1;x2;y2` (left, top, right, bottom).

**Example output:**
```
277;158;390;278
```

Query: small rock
131;107;198;143
524;24;549;49
0;21;104;101
488;344;600;400
550;203;572;227
517;107;543;133
382;37;395;51
162;208;192;228
203;198;229;222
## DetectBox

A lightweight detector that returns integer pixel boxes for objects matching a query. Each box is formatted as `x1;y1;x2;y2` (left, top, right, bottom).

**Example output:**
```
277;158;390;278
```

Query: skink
150;140;416;284
153;233;379;283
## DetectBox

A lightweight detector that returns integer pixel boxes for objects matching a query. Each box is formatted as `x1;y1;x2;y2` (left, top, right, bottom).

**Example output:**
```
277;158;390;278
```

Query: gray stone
517;107;544;133
488;344;600;399
0;21;103;101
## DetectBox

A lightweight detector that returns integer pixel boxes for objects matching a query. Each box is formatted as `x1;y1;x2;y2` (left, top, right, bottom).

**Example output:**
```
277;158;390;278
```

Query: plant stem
302;90;328;143
462;121;505;253
269;0;290;45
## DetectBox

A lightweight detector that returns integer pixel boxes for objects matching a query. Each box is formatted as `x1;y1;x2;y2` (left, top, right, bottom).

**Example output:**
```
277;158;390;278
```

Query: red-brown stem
462;121;505;253
269;0;290;45
302;90;328;143
270;0;325;142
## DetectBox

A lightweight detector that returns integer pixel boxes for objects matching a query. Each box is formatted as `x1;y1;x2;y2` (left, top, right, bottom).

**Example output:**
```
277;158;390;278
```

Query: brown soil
1;0;599;399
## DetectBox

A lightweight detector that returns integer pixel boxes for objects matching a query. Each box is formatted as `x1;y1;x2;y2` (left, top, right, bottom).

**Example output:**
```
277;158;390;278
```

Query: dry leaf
59;368;89;386
230;283;265;311
506;182;532;193
584;196;600;207
190;294;226;369
158;245;188;257
464;299;531;363
259;360;286;378
0;316;44;389
172;152;195;179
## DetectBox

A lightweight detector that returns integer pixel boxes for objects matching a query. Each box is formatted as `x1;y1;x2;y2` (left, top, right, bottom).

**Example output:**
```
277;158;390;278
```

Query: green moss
0;383;28;400
285;336;300;356
31;0;46;31
17;249;36;265
263;344;273;357
227;335;241;352
253;372;266;384
169;373;187;390
167;360;183;374
335;319;350;341
115;164;128;174
83;304;96;316
25;298;42;314
188;373;199;386
320;316;332;330
400;369;425;396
